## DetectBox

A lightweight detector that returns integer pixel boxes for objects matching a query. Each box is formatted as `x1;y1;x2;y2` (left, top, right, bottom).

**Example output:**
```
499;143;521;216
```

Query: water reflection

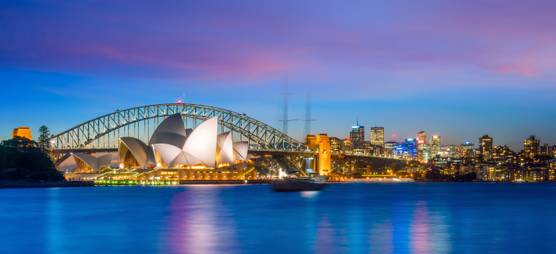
46;188;63;254
315;217;337;254
300;191;319;199
167;186;237;254
411;202;431;253
1;183;556;253
411;202;451;253
368;220;393;253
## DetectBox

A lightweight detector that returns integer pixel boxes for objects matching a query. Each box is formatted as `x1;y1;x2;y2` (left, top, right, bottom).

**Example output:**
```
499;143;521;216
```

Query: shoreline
0;180;94;189
1;179;551;189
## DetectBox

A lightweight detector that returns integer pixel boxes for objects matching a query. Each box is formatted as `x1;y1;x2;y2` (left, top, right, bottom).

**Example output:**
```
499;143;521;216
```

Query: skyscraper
479;135;493;162
416;131;427;162
431;135;441;158
370;127;385;147
350;123;365;149
416;131;427;146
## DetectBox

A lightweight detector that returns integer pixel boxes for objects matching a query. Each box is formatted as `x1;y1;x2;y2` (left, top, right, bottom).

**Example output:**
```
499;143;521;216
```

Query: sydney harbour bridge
48;102;402;182
50;103;305;152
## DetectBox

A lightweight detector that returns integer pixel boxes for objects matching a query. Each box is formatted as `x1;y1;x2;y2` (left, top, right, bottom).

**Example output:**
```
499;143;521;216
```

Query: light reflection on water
167;186;238;254
300;191;319;199
1;183;556;253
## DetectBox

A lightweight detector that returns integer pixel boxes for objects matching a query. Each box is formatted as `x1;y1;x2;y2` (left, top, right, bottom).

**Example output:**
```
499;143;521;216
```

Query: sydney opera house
119;114;248;170
63;114;252;182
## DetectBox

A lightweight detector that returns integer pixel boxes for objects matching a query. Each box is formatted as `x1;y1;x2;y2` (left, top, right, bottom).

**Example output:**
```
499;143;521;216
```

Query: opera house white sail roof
119;114;248;169
73;153;112;172
119;137;155;168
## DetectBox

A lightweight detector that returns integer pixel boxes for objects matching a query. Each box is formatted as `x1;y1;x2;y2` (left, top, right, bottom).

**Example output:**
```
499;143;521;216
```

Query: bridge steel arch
49;103;305;151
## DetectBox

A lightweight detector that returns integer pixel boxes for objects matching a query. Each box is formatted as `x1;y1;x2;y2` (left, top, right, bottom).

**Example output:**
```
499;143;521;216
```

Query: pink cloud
1;0;556;86
495;64;540;77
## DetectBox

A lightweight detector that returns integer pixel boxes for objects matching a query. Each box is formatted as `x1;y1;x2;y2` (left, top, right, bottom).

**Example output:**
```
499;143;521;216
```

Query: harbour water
1;183;556;254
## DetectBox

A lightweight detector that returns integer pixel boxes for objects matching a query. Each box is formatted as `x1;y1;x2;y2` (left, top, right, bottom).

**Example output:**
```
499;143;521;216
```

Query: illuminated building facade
350;123;365;149
549;160;556;181
431;135;441;158
329;137;343;153
523;135;540;159
12;126;32;140
461;141;475;159
416;131;427;162
384;141;397;156
343;138;352;152
416;131;427;146
395;138;417;159
479;135;493;162
370;127;384;147
492;145;517;164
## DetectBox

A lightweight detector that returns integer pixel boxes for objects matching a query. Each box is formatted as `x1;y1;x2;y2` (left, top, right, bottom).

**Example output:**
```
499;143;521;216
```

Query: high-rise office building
431;135;441;158
416;131;427;146
370;127;385;147
479;135;493;161
523;135;540;159
350;123;365;149
416;131;427;162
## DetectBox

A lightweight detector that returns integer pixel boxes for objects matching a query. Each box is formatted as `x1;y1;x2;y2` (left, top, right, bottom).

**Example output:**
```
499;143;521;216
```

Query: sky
1;0;555;150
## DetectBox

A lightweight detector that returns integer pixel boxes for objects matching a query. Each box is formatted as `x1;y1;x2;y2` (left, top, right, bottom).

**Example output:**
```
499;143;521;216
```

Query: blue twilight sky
1;0;555;150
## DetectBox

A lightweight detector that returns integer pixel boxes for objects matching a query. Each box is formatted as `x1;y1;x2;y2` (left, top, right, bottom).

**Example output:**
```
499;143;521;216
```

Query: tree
0;140;65;181
2;137;38;149
38;125;50;149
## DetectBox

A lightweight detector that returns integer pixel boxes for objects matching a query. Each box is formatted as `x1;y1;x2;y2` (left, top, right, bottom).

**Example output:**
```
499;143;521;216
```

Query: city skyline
2;0;556;150
2;2;556;253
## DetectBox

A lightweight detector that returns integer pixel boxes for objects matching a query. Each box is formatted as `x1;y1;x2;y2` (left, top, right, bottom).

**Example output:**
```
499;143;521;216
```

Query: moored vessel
271;177;327;192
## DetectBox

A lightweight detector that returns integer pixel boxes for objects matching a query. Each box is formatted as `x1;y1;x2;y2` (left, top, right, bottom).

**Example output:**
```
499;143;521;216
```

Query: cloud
0;0;555;87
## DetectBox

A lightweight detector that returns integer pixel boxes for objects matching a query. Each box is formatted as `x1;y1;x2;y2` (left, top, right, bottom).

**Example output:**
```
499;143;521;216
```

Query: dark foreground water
1;183;556;254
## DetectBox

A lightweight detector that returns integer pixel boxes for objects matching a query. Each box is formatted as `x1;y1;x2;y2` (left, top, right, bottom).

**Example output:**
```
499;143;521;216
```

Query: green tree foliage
2;137;38;148
38;125;51;148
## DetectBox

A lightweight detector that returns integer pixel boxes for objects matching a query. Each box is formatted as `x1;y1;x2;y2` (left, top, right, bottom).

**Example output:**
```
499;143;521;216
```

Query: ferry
271;177;327;192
